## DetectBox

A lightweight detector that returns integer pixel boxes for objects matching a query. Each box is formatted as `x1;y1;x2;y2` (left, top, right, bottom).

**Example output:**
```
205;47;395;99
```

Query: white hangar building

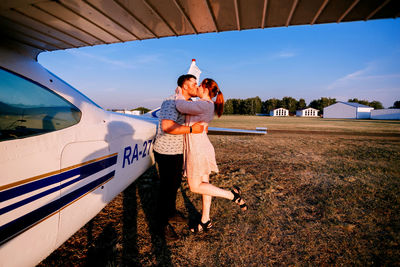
270;108;289;117
371;109;400;120
113;109;142;115
323;102;374;119
296;108;319;117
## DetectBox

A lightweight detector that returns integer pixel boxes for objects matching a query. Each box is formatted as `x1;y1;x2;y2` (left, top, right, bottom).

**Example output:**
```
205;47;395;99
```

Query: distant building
371;109;400;120
296;107;319;117
112;109;142;115
130;110;142;115
270;108;289;117
323;102;373;119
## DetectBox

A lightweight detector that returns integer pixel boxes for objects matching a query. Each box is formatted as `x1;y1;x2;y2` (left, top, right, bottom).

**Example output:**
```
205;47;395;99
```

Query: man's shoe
163;224;179;241
168;211;187;224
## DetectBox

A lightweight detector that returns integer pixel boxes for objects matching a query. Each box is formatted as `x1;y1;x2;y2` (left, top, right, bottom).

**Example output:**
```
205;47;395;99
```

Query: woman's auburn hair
201;78;224;117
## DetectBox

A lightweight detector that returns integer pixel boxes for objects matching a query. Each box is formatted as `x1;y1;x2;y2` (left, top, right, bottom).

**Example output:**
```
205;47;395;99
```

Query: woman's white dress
175;94;219;178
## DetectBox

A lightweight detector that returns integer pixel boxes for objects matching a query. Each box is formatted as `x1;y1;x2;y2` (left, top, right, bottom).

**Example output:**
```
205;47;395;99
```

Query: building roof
297;107;319;111
338;101;373;108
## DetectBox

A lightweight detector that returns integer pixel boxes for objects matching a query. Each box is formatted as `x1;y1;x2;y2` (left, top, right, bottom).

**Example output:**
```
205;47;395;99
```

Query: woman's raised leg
188;174;231;199
187;174;247;210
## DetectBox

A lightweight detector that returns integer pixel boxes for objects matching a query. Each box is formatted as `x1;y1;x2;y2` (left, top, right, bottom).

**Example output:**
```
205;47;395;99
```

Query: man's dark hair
177;74;196;87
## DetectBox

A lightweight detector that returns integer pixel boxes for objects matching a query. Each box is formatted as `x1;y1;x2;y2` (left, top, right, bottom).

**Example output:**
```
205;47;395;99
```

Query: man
153;74;202;239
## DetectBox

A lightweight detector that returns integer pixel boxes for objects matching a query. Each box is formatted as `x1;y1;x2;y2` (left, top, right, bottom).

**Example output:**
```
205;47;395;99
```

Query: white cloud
326;66;369;90
324;61;400;107
68;50;135;69
103;87;118;92
275;51;296;58
218;50;297;72
67;50;162;69
136;54;160;64
326;61;400;91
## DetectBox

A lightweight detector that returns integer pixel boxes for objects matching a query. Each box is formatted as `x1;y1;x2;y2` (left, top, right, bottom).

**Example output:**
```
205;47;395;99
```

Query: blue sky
38;19;400;109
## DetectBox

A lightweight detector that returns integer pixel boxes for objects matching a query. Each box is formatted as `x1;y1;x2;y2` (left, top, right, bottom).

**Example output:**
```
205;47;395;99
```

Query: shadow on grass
121;183;139;266
180;185;201;230
85;223;118;266
39;166;202;266
83;166;176;266
137;166;173;266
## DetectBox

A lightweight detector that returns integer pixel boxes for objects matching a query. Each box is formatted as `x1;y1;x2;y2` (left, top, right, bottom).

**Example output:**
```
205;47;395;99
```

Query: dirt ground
39;118;400;266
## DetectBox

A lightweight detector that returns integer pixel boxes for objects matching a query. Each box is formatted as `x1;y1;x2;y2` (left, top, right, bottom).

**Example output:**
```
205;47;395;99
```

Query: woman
175;78;247;232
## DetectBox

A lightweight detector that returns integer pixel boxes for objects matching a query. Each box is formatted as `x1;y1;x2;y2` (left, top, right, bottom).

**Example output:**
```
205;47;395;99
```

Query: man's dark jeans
154;151;183;227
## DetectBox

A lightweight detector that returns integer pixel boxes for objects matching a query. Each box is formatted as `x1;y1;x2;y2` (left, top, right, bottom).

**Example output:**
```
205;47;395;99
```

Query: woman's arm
162;120;204;134
175;89;211;115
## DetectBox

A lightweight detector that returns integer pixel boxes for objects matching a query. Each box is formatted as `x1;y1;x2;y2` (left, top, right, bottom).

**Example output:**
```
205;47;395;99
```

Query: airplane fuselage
0;41;158;267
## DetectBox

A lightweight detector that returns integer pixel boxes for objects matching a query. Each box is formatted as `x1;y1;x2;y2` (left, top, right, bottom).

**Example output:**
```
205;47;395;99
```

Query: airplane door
56;140;115;247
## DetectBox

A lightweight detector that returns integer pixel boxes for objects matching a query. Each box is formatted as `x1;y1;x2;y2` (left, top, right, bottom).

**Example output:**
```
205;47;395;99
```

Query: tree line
223;97;396;115
124;100;399;115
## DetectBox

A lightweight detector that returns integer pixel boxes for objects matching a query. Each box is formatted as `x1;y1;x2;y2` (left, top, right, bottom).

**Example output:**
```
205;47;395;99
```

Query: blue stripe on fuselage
0;171;115;246
0;156;115;215
0;155;117;203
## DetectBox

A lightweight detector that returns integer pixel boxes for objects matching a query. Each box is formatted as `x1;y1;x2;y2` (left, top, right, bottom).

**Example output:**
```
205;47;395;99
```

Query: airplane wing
144;108;267;135
1;0;399;56
142;107;161;119
208;127;266;135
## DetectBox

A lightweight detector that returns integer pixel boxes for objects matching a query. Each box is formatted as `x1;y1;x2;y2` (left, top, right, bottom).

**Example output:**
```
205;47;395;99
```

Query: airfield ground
40;116;400;266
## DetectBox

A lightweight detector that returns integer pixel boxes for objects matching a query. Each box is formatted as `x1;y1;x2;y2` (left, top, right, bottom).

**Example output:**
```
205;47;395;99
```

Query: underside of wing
1;0;398;56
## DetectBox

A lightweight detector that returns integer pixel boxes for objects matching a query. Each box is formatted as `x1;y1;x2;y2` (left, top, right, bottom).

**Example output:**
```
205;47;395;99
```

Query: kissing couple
153;74;247;238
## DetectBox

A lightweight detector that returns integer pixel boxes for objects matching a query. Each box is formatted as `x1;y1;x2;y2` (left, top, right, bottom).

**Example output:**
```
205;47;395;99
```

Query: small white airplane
0;41;160;266
0;1;397;266
0;38;264;267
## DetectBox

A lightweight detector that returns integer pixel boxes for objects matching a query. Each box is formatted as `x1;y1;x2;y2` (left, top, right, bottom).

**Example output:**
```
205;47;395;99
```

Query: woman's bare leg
188;174;247;209
188;174;233;200
201;175;212;223
189;174;247;232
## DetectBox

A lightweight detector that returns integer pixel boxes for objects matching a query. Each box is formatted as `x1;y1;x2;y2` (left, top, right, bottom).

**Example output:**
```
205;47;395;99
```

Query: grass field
211;115;400;134
39;117;400;266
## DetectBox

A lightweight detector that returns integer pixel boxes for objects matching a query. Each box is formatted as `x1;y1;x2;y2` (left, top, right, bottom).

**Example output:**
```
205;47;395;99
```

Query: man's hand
191;122;204;133
175;86;182;95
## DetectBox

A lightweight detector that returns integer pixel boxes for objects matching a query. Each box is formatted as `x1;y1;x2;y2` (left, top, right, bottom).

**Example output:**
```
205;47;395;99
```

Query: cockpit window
0;68;82;141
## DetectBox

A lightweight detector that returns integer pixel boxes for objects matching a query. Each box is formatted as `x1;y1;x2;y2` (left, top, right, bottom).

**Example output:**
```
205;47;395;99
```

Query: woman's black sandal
231;186;248;211
190;220;213;233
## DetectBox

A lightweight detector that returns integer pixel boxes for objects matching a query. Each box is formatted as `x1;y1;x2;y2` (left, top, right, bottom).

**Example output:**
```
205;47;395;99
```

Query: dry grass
211;115;400;134
39;118;400;266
